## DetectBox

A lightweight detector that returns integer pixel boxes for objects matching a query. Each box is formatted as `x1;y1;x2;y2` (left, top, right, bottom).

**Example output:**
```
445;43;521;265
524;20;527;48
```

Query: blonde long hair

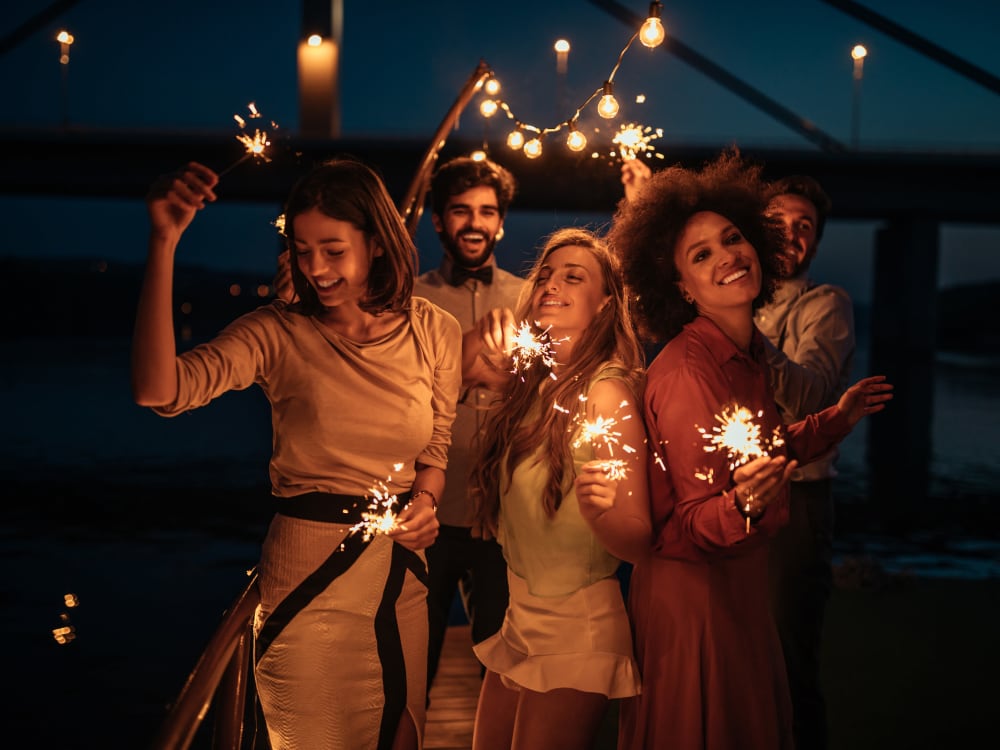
470;227;643;525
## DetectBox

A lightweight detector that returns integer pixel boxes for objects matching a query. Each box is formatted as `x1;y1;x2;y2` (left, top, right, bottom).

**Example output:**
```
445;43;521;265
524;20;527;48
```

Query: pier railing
150;573;260;750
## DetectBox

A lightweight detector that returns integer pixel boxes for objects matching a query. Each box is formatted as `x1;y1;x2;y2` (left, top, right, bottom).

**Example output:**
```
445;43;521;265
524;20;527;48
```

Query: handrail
151;572;261;750
397;59;493;238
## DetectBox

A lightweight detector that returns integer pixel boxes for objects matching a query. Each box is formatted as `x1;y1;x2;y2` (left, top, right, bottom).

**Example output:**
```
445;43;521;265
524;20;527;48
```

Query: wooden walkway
424;625;480;750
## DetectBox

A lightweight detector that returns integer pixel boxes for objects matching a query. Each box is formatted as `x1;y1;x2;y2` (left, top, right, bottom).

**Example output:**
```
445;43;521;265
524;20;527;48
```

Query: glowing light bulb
484;77;501;96
639;2;666;48
507;129;525;150
470;150;487;162
523;138;543;159
851;44;868;61
566;125;587;152
480;99;499;118
554;39;571;54
56;30;74;45
597;81;619;119
307;34;322;46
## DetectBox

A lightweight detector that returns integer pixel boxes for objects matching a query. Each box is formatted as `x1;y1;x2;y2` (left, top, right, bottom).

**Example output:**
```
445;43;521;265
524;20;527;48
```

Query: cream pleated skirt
252;514;428;750
474;569;640;699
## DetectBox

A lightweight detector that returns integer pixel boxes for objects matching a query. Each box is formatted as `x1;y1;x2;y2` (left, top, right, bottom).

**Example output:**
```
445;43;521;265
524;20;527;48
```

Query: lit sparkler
611;122;664;162
509;321;566;379
695;403;785;534
570;398;636;479
219;102;278;177
598;459;629;481
697;404;769;470
348;480;403;543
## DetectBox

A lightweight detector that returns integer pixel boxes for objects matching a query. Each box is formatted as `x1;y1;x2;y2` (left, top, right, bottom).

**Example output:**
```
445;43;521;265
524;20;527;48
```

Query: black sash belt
275;490;411;524
256;490;416;664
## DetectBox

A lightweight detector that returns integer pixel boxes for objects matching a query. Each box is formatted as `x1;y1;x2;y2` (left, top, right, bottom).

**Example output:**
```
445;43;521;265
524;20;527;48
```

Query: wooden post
868;217;939;530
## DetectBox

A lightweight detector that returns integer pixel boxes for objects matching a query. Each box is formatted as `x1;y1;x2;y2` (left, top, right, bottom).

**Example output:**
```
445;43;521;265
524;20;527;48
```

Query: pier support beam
868;217;939;531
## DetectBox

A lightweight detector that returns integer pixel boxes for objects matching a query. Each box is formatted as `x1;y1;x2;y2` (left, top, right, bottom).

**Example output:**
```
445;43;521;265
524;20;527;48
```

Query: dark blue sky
3;0;999;301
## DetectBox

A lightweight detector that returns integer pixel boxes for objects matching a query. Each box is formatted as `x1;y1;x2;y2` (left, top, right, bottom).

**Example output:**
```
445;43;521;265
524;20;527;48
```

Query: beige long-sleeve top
152;297;462;498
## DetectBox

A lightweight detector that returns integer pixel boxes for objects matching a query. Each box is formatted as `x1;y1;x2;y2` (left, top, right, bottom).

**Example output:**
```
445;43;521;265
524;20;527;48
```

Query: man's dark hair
768;175;832;241
430;157;517;218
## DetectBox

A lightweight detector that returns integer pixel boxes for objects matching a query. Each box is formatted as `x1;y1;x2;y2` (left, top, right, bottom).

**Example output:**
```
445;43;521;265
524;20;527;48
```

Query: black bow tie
448;265;493;286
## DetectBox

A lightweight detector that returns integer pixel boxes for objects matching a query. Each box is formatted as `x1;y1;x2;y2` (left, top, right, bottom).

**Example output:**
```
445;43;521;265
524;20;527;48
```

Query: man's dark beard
439;230;496;269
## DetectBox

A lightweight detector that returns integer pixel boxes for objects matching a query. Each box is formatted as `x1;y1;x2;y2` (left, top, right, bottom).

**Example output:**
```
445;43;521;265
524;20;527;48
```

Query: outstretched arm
131;162;218;406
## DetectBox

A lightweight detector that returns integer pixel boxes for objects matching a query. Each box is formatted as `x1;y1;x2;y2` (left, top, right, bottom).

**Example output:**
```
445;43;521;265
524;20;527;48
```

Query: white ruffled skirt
474;569;640;699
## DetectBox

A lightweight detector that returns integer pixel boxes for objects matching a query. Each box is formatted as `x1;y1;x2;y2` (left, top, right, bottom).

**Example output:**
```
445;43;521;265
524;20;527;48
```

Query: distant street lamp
554;39;570;117
56;29;74;127
851;43;868;150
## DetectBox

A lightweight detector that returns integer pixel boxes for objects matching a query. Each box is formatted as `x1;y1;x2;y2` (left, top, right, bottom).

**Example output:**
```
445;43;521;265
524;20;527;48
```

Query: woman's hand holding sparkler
388;494;440;551
462;307;518;390
836;375;894;427
147;162;218;241
273;249;298;304
732;454;798;529
575;460;620;522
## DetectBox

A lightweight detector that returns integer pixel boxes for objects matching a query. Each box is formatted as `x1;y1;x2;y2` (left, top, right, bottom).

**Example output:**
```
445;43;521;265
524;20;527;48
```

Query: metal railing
150;573;260;750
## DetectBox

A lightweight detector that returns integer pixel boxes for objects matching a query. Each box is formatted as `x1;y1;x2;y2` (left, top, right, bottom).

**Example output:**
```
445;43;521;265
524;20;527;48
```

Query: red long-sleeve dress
619;316;851;750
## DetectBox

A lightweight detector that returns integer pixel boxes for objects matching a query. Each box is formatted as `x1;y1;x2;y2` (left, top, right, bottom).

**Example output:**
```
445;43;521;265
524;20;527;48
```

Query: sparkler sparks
219;102;278;177
697;404;770;470
509;321;566;379
570;398;637;479
611;122;664;162
348;480;403;543
598;459;629;481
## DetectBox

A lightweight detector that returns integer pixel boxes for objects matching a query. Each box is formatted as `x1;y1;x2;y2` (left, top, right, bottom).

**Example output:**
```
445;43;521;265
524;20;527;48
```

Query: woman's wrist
411;489;438;511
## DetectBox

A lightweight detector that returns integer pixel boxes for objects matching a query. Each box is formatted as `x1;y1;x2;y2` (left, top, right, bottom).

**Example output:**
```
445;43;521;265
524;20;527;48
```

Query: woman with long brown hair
464;227;651;750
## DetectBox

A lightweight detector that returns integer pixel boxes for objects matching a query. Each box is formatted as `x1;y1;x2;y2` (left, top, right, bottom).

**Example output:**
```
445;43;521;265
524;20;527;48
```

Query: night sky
3;0;999;299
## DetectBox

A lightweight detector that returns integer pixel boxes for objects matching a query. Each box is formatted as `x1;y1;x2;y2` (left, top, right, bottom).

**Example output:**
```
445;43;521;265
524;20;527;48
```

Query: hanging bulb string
478;6;664;152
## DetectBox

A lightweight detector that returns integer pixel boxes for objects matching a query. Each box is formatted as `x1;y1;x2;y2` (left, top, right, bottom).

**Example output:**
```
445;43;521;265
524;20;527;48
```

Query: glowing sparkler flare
598;459;629;481
611;122;663;162
349;480;403;542
569;399;639;479
697;404;769;470
219;102;278;178
573;414;622;452
509;321;566;379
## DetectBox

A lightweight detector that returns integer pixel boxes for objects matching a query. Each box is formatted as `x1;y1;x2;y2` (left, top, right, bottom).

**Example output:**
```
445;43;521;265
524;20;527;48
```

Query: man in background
415;156;525;695
756;175;856;750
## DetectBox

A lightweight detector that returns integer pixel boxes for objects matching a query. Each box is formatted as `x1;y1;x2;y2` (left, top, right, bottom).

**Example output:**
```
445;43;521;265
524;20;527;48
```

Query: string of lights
474;0;667;161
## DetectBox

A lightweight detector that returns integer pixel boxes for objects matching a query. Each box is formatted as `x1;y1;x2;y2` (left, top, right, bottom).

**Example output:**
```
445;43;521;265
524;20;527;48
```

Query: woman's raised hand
146;161;218;239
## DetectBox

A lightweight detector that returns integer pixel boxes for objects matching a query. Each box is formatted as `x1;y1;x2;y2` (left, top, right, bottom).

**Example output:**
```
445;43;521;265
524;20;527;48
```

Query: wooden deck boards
424;625;480;750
